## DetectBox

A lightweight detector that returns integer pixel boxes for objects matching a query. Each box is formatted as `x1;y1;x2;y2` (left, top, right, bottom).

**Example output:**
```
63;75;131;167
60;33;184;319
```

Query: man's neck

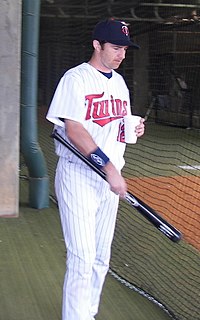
88;59;112;73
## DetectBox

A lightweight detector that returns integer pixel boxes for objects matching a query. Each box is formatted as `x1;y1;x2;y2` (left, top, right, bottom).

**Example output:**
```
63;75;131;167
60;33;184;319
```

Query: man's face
99;42;128;71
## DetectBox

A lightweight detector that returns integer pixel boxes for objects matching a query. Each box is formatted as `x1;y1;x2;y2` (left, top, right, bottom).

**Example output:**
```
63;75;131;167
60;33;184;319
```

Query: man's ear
93;40;101;52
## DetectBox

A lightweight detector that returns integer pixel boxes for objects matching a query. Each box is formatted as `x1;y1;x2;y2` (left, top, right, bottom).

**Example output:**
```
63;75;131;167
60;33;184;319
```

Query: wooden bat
144;97;156;121
51;130;182;243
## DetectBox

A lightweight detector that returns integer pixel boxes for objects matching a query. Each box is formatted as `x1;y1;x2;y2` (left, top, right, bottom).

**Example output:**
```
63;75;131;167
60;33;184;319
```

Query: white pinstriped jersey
46;62;132;171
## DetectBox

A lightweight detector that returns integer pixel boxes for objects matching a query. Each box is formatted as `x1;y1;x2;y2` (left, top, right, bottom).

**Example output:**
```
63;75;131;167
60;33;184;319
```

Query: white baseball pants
55;157;119;320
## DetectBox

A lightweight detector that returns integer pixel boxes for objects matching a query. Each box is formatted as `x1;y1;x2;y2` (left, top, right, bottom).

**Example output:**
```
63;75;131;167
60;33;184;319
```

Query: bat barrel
126;192;182;242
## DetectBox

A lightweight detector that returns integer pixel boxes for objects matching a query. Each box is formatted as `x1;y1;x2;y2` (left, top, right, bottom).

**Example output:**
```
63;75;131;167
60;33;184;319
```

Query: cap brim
105;39;140;49
129;41;140;49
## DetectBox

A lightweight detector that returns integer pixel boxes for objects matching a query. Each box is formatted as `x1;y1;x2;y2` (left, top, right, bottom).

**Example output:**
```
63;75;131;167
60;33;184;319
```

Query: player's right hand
103;162;127;198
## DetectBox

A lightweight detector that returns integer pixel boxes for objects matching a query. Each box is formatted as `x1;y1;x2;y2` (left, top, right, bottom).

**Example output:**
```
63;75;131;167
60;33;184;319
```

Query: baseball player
46;18;145;320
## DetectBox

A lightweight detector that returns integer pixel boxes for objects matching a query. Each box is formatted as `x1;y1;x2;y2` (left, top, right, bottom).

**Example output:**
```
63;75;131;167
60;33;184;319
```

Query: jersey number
117;121;125;143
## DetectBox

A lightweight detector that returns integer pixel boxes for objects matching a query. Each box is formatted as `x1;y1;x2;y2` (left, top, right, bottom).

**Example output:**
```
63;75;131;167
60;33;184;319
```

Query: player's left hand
135;118;145;137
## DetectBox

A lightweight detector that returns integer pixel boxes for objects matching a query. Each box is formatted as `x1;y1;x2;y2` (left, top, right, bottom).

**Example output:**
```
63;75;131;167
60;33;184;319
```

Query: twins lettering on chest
85;92;128;127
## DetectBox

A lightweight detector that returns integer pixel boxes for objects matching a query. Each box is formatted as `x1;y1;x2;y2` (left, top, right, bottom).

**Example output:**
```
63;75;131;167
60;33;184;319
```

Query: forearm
65;119;97;156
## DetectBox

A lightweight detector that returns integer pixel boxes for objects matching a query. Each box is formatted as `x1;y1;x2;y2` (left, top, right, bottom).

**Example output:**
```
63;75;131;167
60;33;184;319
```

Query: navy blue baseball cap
92;19;140;49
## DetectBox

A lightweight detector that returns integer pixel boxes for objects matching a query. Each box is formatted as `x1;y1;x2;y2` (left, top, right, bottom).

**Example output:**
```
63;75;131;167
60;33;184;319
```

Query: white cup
124;115;141;144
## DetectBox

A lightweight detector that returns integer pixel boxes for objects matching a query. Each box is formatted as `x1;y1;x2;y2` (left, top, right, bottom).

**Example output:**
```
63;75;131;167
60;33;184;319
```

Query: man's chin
112;63;121;70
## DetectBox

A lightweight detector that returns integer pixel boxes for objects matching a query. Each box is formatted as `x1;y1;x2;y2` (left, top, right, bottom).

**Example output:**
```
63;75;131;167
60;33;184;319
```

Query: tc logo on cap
121;25;129;36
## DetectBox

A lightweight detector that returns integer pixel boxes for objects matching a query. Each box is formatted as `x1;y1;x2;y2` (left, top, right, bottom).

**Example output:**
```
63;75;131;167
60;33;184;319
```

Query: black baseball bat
51;130;182;243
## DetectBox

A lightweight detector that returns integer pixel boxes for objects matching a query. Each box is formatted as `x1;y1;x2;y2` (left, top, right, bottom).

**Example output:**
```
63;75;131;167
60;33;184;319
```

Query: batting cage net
22;1;200;320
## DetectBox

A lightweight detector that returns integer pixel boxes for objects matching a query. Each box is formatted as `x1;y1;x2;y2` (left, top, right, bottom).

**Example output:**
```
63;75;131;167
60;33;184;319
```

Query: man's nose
118;49;126;60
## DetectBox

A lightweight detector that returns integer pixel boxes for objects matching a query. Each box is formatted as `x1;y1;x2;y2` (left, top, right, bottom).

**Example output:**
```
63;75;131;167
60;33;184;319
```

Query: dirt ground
126;175;200;251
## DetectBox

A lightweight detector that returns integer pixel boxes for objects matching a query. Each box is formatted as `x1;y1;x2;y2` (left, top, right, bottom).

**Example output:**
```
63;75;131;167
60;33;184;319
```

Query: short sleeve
46;71;85;127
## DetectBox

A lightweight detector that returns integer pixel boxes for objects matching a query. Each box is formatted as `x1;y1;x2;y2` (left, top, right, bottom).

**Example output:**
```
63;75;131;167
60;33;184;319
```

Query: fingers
135;118;145;137
112;187;126;198
103;159;127;198
105;169;127;198
109;175;127;198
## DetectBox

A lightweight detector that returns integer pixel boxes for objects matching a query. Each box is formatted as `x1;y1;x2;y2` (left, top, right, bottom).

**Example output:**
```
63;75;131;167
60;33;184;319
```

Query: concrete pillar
0;1;21;216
